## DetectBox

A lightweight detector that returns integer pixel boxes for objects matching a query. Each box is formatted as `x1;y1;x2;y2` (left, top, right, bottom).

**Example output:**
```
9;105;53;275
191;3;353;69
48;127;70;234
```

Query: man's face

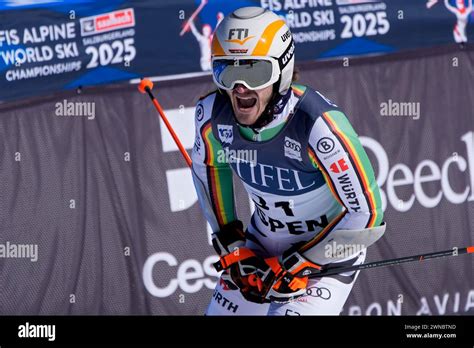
227;84;273;126
202;25;212;37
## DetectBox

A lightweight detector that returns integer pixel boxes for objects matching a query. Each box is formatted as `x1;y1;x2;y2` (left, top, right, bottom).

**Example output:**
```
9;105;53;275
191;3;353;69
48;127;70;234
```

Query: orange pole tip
138;79;153;94
467;246;474;254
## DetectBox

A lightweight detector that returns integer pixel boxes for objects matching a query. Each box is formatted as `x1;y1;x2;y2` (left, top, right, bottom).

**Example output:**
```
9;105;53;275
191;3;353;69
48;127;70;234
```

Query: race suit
191;84;384;315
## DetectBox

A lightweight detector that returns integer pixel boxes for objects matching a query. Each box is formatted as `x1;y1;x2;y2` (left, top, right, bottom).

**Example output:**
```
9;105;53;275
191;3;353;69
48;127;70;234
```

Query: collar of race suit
236;87;296;142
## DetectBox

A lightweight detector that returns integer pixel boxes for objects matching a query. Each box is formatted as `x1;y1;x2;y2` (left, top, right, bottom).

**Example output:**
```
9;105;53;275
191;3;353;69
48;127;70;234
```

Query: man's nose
233;83;249;94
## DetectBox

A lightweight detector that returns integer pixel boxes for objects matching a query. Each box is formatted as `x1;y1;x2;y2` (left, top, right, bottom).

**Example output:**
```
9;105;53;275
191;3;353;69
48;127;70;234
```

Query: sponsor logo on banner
284;136;302;161
360;131;474;211
1;6;138;87
80;8;135;37
345;289;474;315
142;252;219;298
217;124;233;144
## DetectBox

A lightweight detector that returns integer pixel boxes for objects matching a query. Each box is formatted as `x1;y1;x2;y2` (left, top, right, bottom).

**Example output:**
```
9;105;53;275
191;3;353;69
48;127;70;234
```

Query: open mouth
236;96;257;110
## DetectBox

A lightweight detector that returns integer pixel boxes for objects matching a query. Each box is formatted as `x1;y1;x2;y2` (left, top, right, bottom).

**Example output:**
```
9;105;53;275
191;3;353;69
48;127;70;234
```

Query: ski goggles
211;56;281;91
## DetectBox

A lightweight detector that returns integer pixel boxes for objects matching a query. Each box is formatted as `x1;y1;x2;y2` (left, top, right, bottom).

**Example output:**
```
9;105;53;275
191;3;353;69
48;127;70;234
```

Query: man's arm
192;94;265;297
235;108;387;303
301;109;384;254
444;0;457;13
188;19;203;41
191;94;236;233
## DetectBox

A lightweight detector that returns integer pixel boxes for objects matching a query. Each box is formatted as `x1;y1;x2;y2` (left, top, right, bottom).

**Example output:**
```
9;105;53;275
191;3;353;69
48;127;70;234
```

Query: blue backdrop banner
1;0;473;101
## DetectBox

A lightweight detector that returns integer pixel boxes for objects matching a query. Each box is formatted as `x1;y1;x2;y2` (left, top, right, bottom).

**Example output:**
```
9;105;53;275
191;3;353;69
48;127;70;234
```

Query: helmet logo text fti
225;28;255;45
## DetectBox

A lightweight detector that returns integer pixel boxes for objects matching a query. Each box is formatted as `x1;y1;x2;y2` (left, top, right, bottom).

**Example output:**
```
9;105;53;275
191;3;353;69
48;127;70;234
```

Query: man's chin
234;110;259;125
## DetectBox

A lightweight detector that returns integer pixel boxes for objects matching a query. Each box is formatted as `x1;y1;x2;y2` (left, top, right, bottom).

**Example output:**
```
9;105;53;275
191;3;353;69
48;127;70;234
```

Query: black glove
211;220;246;256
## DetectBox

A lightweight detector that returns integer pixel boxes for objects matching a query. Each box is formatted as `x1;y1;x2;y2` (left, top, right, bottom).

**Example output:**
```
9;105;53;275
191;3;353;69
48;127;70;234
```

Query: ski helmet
211;7;295;95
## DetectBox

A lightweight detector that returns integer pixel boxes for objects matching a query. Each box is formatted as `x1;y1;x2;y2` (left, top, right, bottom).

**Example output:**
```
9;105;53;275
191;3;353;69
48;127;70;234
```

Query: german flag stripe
308;145;345;208
291;84;306;97
299;210;347;252
201;122;231;226
321;112;378;228
201;122;212;164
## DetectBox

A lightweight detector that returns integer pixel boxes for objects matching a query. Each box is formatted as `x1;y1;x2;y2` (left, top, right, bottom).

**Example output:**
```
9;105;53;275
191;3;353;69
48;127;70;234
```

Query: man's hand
236;252;322;303
211;220;269;298
262;252;322;303
213;246;270;302
211;220;246;257
215;248;322;303
211;221;322;303
227;250;272;303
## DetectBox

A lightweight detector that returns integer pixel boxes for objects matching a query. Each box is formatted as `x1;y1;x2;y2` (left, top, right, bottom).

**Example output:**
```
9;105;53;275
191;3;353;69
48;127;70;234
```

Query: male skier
189;20;213;71
187;12;224;71
191;7;386;315
444;0;473;43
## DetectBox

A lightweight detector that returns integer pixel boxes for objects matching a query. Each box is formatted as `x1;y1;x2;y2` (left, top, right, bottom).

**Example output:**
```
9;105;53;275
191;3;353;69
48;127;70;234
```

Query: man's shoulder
196;89;230;110
193;92;213;129
196;89;233;127
195;89;233;130
198;89;219;102
290;83;308;97
293;84;340;122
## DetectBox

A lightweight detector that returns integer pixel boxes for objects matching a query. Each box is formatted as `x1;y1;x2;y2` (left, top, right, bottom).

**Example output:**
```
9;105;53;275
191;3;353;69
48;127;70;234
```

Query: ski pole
138;78;192;167
180;0;208;36
301;245;474;279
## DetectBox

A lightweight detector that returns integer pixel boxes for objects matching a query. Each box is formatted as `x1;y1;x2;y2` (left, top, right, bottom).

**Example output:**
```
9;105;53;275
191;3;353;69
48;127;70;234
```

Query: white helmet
211;7;295;95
